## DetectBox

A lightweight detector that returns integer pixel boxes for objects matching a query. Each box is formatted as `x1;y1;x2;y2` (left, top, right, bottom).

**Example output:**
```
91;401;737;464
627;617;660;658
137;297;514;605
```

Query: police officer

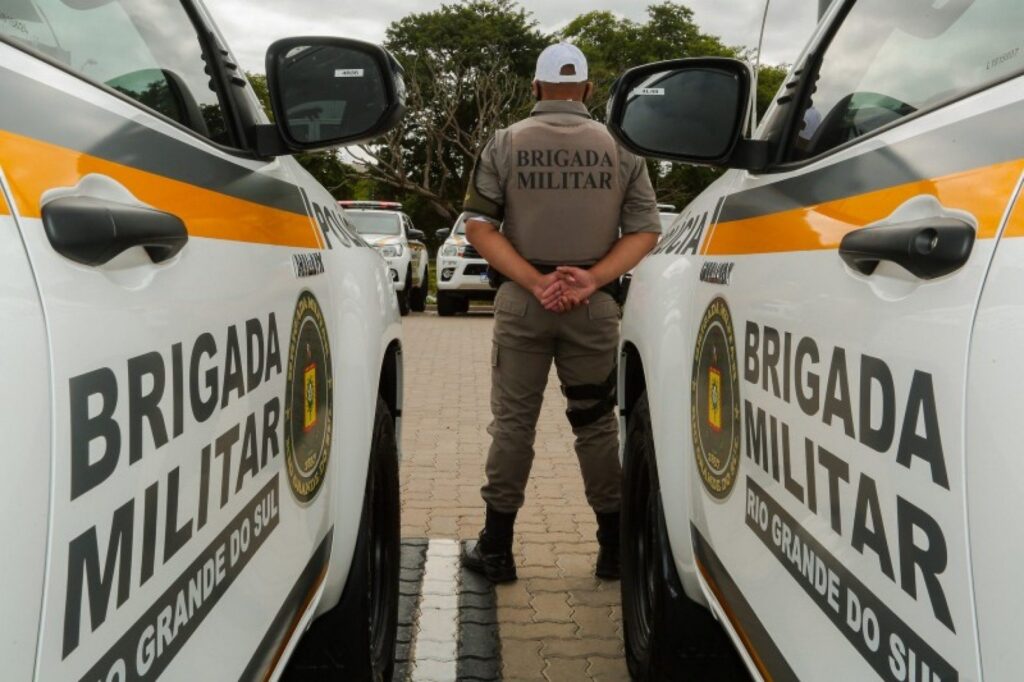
461;42;661;583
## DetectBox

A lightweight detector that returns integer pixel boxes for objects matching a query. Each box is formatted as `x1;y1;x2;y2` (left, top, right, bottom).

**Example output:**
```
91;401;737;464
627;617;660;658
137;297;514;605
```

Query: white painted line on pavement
410;538;460;681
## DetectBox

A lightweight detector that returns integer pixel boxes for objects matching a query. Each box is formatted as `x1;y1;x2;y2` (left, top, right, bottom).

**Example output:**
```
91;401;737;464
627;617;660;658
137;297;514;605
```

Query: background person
460;42;661;583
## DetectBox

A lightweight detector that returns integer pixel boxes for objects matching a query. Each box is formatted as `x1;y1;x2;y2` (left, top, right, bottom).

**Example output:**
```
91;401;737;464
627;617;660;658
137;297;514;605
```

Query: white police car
340;200;429;315
434;213;495;316
657;202;679;232
0;2;406;679
609;1;1024;680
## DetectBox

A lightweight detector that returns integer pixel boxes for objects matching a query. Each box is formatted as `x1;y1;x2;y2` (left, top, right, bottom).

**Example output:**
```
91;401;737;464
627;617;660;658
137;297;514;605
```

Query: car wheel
410;263;428;312
437;291;457;317
621;392;747;681
282;397;400;682
397;267;411;317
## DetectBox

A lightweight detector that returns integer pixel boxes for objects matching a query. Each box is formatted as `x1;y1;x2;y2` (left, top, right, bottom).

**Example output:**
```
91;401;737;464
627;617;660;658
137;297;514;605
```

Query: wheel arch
314;300;401;621
619;335;706;609
619;345;749;678
378;339;403;440
619;341;647;424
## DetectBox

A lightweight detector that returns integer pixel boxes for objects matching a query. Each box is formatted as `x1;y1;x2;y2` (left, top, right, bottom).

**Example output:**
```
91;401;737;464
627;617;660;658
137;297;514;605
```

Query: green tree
755;63;787;118
244;71;272;117
353;0;550;234
561;4;790;209
247;3;792;224
562;3;735;119
561;4;738;208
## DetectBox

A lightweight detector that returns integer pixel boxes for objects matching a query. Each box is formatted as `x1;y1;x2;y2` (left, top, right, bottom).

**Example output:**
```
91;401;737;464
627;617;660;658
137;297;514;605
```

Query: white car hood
364;234;403;247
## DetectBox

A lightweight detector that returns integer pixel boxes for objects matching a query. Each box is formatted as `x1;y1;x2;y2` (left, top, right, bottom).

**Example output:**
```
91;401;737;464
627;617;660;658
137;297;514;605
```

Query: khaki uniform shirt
464;100;660;265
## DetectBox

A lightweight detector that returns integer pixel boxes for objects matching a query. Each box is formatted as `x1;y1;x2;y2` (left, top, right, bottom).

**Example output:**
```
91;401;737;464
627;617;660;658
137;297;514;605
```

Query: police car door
690;1;1023;680
0;147;52;681
0;2;335;679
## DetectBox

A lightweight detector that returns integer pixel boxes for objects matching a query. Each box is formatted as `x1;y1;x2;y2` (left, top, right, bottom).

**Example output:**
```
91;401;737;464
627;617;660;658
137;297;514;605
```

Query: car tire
621;392;748;681
282;397;400;682
457;296;470;314
397;267;411;317
437;291;458;317
410;263;428;313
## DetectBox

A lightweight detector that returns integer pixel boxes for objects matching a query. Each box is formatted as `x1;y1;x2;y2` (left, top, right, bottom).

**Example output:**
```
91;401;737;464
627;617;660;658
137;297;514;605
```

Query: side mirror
259;37;406;156
408;228;425;241
607;57;766;170
434;228;451;243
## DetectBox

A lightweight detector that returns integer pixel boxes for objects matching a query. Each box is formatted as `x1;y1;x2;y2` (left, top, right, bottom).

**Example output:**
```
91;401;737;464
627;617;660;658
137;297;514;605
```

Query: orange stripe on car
262;566;328;682
703;159;1024;256
0;130;322;249
1000;178;1024;239
696;557;774;682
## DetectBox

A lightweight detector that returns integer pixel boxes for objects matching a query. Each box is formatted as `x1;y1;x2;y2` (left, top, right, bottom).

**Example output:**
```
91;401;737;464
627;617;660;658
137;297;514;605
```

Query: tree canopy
561;3;736;118
349;0;548;230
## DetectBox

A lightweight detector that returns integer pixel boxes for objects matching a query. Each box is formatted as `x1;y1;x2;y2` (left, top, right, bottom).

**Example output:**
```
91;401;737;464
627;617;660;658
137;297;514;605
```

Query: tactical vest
504;116;624;265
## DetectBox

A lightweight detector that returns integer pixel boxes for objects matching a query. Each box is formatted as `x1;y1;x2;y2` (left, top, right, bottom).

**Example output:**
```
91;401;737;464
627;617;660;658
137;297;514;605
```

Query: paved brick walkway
400;312;629;681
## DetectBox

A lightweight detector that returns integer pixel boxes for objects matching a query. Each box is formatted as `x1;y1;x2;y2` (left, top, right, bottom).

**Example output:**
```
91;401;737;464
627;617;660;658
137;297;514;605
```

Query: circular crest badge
285;291;333;503
691;297;740;499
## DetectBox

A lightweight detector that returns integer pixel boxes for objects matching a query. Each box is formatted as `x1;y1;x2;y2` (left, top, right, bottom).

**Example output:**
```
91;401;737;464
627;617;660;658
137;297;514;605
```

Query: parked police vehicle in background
340;200;429;315
609;0;1024;680
0;1;407;679
657;202;679;232
434;213;495;316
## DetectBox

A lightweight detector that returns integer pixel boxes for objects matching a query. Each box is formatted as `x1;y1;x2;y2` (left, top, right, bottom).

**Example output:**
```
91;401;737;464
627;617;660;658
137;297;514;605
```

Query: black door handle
42;196;188;266
838;217;974;280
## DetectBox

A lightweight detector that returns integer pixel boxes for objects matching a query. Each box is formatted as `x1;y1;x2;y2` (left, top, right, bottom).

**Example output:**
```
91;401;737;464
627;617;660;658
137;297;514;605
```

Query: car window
453;216;467;236
346;211;402;236
788;0;1023;162
0;0;233;145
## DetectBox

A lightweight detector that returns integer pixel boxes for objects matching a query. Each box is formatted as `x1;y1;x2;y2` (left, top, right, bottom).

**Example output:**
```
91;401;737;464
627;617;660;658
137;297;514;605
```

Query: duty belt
487;263;624;303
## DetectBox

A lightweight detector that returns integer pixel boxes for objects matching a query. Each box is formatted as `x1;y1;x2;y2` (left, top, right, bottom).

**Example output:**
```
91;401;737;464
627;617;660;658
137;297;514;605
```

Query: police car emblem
285;291;333;502
691;297;740;499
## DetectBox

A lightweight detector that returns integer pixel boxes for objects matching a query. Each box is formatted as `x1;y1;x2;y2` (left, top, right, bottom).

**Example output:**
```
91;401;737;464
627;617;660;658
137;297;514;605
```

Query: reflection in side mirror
623;69;741;158
262;37;406;155
608;57;765;170
107;69;210;137
434;228;451;243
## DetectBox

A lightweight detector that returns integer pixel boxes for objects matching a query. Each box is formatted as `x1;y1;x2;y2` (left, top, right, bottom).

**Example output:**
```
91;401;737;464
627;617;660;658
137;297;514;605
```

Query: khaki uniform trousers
481;281;621;514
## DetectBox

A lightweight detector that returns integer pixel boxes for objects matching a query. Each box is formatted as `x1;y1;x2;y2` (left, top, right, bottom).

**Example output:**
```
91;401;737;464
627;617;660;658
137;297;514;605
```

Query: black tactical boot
462;507;518;583
595;511;620;580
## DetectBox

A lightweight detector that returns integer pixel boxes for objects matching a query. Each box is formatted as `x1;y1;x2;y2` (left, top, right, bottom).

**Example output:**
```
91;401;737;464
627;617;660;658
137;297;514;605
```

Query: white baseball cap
534;42;589;83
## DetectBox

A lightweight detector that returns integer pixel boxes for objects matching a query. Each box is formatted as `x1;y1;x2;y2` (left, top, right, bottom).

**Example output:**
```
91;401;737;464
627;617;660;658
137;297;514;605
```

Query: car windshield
346;211;401;236
453;216;467;236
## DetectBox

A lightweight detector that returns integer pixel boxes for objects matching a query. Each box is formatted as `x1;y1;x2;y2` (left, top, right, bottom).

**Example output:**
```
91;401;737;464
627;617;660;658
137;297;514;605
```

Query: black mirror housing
408;228;426;241
435;228;451;243
607;57;767;171
259;36;406;156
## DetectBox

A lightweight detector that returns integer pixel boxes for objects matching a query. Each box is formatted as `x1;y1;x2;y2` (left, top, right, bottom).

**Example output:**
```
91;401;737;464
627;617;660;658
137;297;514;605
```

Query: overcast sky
206;0;821;74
